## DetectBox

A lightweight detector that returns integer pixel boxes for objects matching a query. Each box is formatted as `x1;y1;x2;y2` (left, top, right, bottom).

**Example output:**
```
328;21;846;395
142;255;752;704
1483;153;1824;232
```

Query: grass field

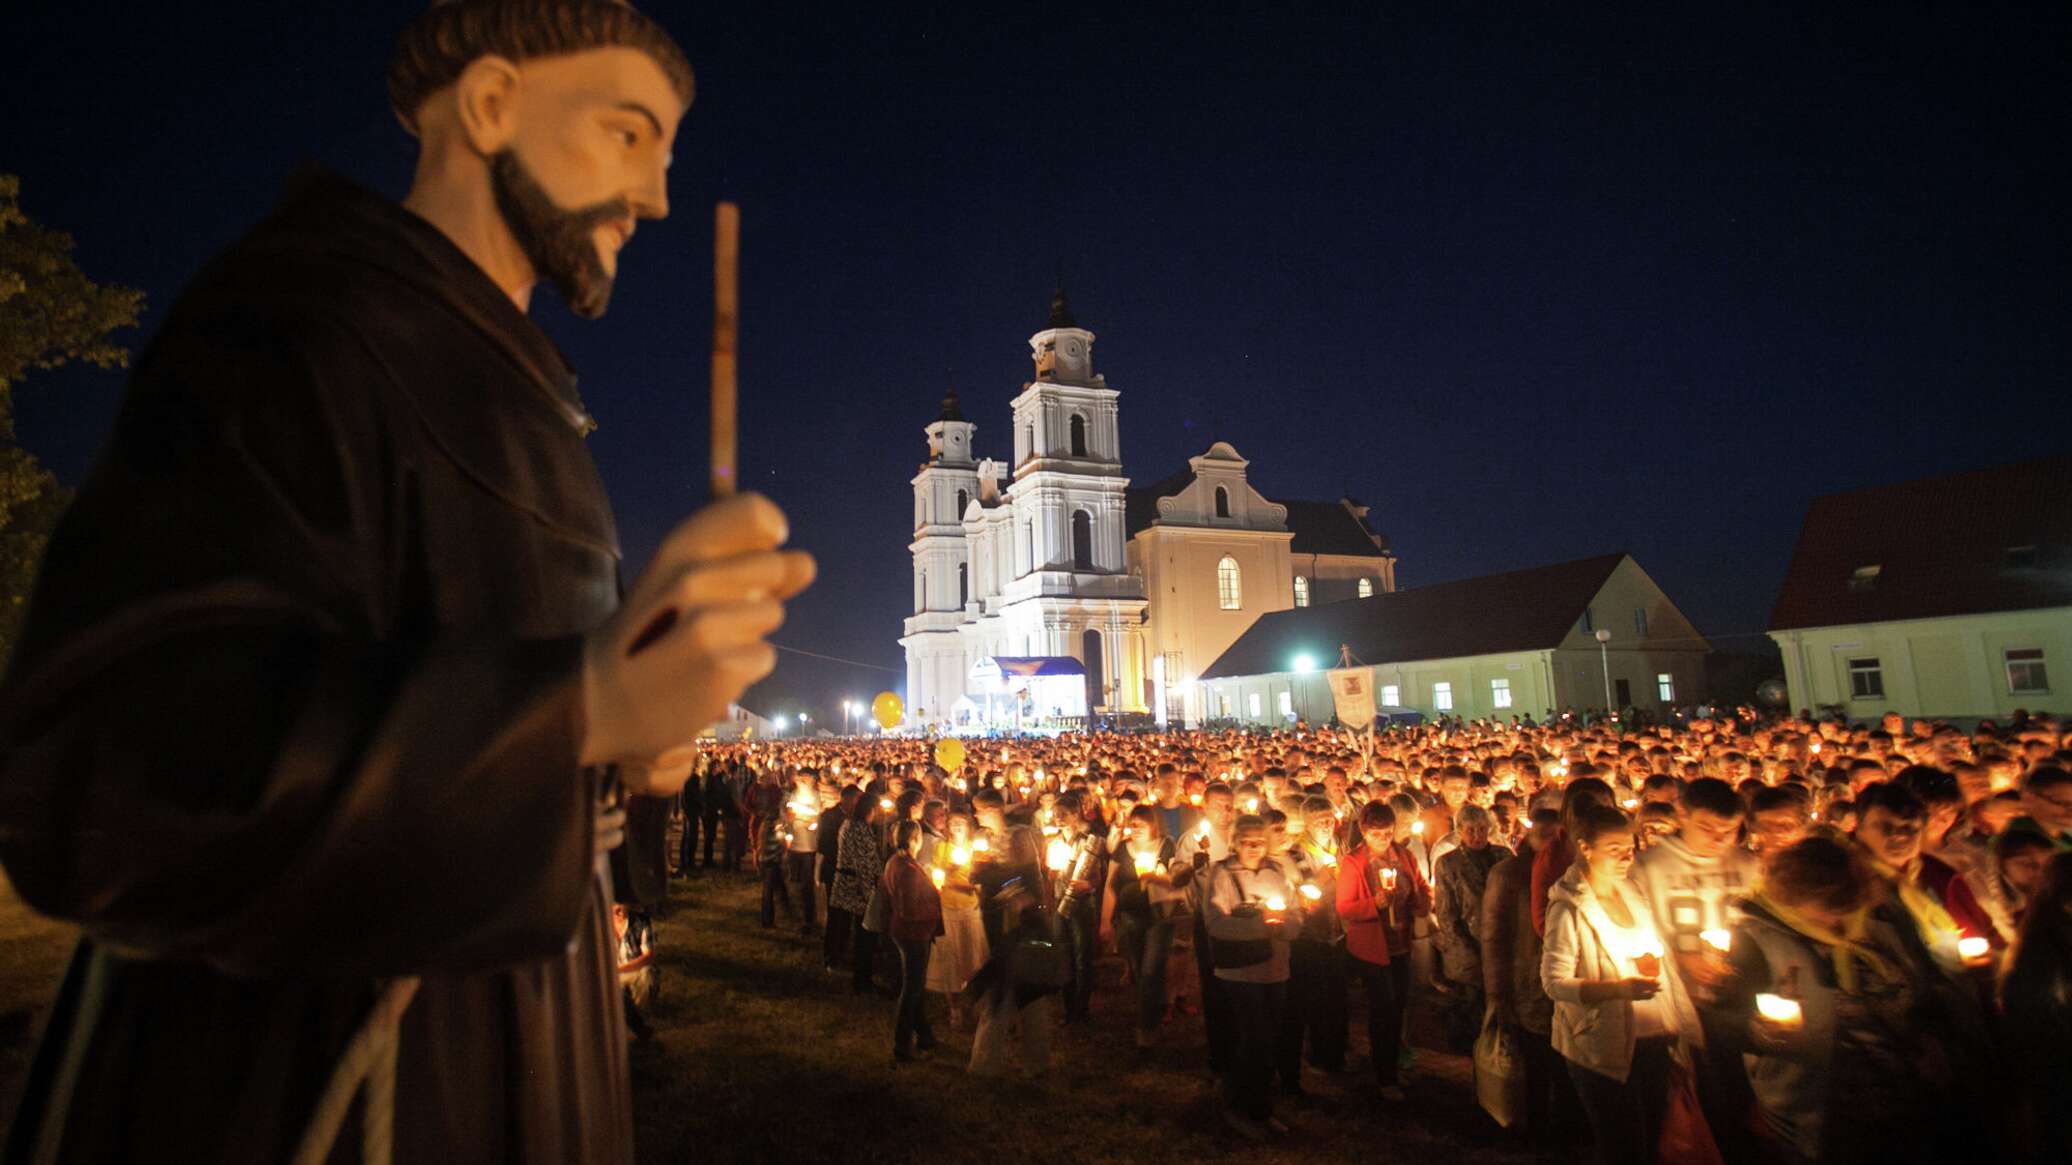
0;870;1538;1164
630;872;1535;1165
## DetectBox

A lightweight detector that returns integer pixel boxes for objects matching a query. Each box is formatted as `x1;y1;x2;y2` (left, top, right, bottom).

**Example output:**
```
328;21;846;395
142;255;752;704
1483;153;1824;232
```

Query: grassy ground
0;872;77;1107
631;872;1534;1165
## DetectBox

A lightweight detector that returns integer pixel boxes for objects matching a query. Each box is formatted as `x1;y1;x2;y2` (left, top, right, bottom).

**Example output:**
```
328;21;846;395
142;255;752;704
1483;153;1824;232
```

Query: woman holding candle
880;820;945;1064
831;796;889;995
1205;814;1305;1139
928;811;990;1029
1102;804;1192;1046
1541;802;1700;1165
1337;799;1430;1102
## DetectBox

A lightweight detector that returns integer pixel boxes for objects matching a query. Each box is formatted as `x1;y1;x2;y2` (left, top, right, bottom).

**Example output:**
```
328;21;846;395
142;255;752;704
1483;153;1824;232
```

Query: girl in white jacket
1541;802;1701;1165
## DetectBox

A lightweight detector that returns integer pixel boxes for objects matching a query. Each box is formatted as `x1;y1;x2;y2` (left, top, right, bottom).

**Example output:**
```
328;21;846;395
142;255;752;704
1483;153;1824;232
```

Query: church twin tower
900;291;1150;728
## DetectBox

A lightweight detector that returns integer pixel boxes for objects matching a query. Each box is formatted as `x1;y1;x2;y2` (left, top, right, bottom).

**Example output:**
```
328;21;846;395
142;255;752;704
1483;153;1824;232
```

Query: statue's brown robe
0;168;655;1163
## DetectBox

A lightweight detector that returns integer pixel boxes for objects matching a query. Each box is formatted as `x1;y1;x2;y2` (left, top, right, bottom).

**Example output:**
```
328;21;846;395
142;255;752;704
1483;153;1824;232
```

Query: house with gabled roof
1199;553;1710;725
1766;456;2072;721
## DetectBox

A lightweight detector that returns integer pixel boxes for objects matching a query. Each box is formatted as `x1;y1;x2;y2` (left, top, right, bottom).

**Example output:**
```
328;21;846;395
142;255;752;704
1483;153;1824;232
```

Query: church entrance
1082;629;1105;711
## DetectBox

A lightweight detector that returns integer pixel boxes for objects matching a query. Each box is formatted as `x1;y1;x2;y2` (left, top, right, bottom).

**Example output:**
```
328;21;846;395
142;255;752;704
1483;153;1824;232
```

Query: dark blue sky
6;3;2067;716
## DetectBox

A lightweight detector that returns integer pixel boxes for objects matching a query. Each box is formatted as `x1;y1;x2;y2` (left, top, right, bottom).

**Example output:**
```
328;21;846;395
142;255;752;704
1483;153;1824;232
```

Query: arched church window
1215;486;1230;518
1072;510;1094;571
1218;556;1242;610
1293;575;1310;607
1069;414;1088;457
1358;577;1375;598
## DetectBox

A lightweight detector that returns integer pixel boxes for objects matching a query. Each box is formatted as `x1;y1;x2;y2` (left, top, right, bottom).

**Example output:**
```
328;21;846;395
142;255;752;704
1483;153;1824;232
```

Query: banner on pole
1326;667;1376;729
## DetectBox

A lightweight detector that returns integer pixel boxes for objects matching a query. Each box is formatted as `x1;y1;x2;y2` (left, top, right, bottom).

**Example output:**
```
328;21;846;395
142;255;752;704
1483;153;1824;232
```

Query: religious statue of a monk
0;2;814;1161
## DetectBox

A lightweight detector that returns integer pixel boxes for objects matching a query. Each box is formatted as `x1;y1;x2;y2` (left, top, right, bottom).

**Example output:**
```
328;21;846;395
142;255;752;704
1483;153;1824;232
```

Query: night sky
5;3;2067;719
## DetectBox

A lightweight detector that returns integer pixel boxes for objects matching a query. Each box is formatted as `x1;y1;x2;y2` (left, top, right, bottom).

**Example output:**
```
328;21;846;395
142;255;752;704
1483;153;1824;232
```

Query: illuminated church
899;291;1395;730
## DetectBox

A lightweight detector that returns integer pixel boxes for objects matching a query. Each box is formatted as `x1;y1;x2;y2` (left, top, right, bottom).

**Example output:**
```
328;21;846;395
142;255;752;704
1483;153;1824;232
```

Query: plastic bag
1660;1056;1725;1165
1474;1008;1528;1129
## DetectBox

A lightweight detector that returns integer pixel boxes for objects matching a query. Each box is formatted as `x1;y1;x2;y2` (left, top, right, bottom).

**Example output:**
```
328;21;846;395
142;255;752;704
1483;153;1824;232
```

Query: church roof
1767;455;2072;632
936;389;966;423
1122;470;1392;558
1201;552;1630;679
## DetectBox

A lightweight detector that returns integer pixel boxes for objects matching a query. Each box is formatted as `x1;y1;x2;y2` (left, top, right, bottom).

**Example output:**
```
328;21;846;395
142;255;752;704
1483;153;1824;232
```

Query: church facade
899;292;1395;730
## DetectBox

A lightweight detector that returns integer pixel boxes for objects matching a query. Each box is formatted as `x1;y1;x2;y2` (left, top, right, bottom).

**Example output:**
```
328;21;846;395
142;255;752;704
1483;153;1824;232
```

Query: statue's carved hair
388;0;694;133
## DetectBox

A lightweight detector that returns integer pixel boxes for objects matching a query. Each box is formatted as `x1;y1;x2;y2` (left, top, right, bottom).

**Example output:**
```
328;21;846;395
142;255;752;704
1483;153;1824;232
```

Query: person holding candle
1189;782;1241;1076
1102;804;1192;1046
880;820;945;1064
1337;800;1430;1102
1541;802;1701;1165
832;796;890;996
928;811;990;1029
1432;803;1512;1046
1205;815;1305;1139
1709;836;1945;1164
1288;796;1349;1074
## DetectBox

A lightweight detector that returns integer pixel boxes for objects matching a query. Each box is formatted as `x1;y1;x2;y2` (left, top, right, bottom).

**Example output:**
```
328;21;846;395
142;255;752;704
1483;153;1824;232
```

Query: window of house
1218;556;1242;610
1491;678;1512;708
1580;606;1595;633
1358;577;1375;598
2007;648;2049;694
1433;681;1453;711
1293;575;1310;607
1248;692;1262;719
1848;565;1881;592
1632;608;1648;636
1278;691;1294;719
1848;658;1884;699
1657;673;1674;701
1380;684;1400;706
1214;486;1231;518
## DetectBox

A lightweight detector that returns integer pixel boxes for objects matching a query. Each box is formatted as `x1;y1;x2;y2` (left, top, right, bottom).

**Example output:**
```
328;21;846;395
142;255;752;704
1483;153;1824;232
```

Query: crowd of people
655;708;2072;1163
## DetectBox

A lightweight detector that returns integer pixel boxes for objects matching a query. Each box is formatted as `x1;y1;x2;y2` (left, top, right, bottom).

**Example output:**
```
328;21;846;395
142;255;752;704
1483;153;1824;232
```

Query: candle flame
1755;994;1802;1024
1263;895;1288;911
1957;936;1990;962
1701;928;1732;953
1134;851;1157;875
1299;883;1322;901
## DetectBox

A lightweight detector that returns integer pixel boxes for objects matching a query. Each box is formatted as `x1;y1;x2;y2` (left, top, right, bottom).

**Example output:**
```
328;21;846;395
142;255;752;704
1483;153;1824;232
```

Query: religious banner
1326;667;1377;729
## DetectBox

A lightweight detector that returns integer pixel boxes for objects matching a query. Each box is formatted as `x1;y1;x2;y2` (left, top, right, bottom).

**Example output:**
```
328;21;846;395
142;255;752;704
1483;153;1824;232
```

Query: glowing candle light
1317;851;1337;868
1263;895;1288;912
879;798;894;812
1380;867;1399;891
1133;851;1157;875
1701;929;1732;953
1755;994;1803;1027
972;837;991;854
1299;883;1323;901
1957;936;1991;965
1245;798;1260;813
950;845;971;867
1045;838;1073;872
1189;793;1203;806
931;867;946;889
1411;820;1425;836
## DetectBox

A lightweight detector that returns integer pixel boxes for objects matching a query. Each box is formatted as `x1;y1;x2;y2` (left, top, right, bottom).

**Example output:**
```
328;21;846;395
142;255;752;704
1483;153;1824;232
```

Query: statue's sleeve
0;302;595;979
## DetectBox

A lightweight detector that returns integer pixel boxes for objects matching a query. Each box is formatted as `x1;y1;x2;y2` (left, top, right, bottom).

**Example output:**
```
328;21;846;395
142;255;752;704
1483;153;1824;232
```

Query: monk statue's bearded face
481;48;685;317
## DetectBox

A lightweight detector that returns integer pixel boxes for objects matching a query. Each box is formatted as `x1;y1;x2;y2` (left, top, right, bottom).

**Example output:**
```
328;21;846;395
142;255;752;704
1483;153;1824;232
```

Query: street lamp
1594;629;1613;719
1292;653;1316;674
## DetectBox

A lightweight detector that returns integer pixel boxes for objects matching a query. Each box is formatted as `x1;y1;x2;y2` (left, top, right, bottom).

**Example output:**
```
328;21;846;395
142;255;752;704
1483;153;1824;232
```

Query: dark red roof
1767;456;2072;632
1201;553;1628;679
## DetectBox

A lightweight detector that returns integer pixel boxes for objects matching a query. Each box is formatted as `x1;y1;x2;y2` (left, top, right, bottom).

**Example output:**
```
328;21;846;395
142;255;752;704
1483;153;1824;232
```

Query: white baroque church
900;291;1396;731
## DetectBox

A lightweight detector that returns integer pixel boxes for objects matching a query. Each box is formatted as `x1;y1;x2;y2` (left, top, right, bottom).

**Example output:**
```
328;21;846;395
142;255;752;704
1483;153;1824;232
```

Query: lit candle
1809;741;1822;755
972;837;991;854
1190;793;1203;806
1317;851;1337;868
1411;820;1425;836
1245;798;1260;813
1957;936;1991;966
1134;851;1157;875
1045;838;1073;872
1701;929;1732;953
879;798;894;812
1380;867;1399;891
1299;883;1323;901
950;845;971;867
1263;895;1288;912
931;867;946;889
1754;993;1803;1028
1622;798;1639;810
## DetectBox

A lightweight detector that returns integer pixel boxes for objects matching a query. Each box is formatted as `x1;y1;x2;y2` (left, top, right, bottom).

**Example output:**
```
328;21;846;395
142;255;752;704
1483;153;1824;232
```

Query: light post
1292;653;1316;726
1594;629;1613;719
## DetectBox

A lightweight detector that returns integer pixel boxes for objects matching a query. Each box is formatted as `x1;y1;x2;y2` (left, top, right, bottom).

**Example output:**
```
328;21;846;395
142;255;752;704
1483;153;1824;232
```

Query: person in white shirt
1542;802;1701;1165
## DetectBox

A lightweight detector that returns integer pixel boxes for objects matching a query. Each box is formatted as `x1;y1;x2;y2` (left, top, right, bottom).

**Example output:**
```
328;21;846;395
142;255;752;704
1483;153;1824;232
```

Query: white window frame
2006;648;2049;695
1357;577;1375;598
1293;575;1310;607
1433;681;1453;711
1247;691;1262;719
1380;683;1400;706
1632;608;1648;636
1217;556;1242;610
1657;672;1675;701
1490;678;1512;709
1277;691;1294;719
1848;657;1884;700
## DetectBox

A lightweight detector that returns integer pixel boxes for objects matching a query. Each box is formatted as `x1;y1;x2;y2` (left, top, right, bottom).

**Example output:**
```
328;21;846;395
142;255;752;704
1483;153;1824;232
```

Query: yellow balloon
935;737;965;772
871;690;904;730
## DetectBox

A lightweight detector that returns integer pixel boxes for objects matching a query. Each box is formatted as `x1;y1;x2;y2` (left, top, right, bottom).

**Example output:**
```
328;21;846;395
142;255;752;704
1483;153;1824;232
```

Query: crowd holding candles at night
655;706;2072;1161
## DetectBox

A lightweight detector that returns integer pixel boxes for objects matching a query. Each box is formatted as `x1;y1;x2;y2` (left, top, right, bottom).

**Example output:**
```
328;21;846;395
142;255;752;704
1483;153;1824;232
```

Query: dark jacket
0;168;637;1163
